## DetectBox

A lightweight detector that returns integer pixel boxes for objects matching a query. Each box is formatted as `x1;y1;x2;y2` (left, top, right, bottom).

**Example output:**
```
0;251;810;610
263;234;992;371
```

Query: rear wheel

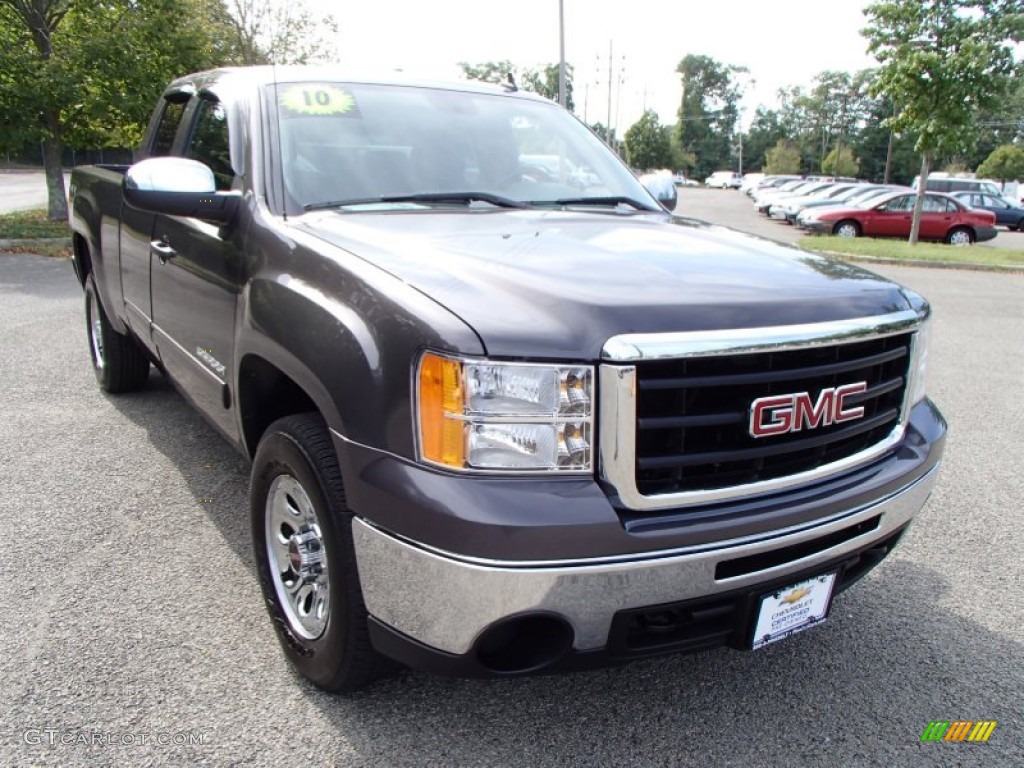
84;274;149;393
945;227;974;246
833;220;861;238
251;413;389;692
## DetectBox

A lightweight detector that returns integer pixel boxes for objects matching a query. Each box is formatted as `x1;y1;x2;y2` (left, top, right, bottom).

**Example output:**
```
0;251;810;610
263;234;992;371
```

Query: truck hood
294;210;912;359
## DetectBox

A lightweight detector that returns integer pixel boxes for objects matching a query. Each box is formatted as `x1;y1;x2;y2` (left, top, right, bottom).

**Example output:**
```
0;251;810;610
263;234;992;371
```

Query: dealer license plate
751;572;837;650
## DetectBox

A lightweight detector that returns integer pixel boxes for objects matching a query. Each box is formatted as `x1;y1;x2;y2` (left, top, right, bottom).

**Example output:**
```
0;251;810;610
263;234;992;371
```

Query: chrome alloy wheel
266;474;330;639
835;222;859;238
87;297;105;370
948;229;972;246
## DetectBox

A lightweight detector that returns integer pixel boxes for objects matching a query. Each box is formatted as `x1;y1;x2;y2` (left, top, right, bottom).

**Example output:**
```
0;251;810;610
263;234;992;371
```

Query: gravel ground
1;246;1021;767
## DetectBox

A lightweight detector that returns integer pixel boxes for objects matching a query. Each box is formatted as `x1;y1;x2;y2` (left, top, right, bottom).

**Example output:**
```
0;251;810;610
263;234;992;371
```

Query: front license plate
751;572;837;650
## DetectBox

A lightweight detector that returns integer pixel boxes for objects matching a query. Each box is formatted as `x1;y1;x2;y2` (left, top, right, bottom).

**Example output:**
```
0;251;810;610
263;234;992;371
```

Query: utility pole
596;42;624;152
606;40;613;146
558;0;567;108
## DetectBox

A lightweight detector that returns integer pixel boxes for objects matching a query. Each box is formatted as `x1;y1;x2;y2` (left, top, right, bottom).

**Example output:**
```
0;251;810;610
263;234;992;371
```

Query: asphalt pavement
1;229;1022;764
0;170;67;214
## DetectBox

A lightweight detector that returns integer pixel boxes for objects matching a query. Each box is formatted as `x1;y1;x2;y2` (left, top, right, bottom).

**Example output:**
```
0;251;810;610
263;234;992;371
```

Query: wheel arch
945;225;975;244
71;232;92;287
71;222;130;334
832;218;861;236
236;351;340;460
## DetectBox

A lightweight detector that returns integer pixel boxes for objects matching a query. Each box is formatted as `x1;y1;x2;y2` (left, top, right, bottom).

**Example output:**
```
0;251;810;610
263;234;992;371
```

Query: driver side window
187;99;234;191
882;195;911;212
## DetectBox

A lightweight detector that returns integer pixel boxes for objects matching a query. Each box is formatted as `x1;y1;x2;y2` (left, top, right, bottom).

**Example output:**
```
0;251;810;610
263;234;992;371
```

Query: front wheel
251;413;388;692
84;274;149;393
833;220;861;238
945;227;975;246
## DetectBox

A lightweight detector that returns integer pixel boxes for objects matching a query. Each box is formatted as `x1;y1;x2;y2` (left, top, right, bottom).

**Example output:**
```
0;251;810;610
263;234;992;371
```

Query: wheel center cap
287;529;324;581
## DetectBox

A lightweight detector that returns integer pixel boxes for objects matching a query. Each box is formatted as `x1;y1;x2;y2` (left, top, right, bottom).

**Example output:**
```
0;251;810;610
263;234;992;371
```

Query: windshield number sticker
280;85;358;117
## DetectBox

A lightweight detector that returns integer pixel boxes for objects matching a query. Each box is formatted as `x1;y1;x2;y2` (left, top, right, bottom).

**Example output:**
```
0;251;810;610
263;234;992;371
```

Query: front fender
236;269;481;459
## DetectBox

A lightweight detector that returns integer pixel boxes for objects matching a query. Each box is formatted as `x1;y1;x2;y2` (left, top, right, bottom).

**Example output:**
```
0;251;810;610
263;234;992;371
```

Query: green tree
863;0;1024;244
822;146;860;176
764;140;802;175
976;144;1024;188
674;54;747;178
624;110;672;170
589;122;620;155
460;60;574;111
0;0;239;220
670;146;697;175
521;63;574;112
459;60;516;85
743;106;787;173
851;94;919;183
224;0;338;65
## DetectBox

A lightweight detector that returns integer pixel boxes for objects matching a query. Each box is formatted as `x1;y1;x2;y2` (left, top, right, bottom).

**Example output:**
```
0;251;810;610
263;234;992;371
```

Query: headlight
417;352;593;472
908;312;931;406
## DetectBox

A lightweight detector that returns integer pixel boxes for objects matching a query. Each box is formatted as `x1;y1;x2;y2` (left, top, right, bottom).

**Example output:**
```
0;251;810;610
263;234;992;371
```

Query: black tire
945;226;975;246
1015;217;1024;232
251;413;388;692
84;274;150;393
832;220;861;238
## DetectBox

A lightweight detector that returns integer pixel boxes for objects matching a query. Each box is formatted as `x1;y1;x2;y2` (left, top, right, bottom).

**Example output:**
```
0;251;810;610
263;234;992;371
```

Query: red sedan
798;190;998;244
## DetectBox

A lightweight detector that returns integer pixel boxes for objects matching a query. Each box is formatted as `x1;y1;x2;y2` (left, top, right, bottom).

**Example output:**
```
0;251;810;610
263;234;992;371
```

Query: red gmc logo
749;382;868;438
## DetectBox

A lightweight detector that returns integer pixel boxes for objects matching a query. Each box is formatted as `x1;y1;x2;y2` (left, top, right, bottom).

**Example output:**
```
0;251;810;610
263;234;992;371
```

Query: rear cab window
150;98;188;157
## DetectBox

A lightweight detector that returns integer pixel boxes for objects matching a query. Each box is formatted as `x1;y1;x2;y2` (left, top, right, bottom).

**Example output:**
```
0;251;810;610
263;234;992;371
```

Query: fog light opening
475;614;573;674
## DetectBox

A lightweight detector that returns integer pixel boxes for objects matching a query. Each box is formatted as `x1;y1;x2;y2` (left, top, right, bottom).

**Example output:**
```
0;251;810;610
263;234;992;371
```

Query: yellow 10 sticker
280;84;358;117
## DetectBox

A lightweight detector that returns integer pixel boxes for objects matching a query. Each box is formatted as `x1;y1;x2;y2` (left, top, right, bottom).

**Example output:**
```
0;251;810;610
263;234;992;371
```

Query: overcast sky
330;0;880;132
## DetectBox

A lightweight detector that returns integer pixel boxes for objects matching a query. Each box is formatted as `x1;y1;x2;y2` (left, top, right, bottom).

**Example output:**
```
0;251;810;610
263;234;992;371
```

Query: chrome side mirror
124;157;239;223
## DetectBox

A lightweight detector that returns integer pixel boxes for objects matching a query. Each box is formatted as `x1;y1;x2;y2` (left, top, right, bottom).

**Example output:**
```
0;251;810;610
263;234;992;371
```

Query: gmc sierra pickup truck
69;66;946;692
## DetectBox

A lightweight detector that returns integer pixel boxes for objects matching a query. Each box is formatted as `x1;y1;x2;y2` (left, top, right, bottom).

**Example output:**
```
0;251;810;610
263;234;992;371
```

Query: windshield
853;190;901;209
267;81;654;213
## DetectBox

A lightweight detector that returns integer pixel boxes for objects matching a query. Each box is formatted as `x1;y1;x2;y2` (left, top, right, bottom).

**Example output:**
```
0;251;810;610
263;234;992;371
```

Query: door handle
150;239;177;264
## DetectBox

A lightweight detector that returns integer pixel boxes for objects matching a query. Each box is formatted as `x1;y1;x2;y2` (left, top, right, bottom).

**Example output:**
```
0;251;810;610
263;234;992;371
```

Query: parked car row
736;173;1013;245
796;190;998;245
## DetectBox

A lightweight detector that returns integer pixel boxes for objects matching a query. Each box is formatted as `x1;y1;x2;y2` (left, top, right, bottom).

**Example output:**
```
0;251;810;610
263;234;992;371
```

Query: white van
912;174;1002;197
704;171;742;189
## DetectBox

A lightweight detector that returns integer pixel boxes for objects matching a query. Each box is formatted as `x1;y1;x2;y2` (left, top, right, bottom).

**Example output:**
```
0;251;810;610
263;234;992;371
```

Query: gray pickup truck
69;66;946;692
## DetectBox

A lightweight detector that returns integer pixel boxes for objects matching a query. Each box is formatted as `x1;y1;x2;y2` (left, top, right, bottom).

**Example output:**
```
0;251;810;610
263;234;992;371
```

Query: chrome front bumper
353;464;940;656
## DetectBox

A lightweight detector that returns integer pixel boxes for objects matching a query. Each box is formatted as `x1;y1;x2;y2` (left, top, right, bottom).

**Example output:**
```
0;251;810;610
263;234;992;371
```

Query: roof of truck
164;65;551;103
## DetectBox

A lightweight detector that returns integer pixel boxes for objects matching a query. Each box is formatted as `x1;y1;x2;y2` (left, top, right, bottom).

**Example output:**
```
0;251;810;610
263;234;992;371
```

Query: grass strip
0;208;69;239
800;235;1024;269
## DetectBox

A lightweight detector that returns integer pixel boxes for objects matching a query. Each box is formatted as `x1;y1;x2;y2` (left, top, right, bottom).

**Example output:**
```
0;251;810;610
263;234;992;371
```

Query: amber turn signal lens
418;353;466;468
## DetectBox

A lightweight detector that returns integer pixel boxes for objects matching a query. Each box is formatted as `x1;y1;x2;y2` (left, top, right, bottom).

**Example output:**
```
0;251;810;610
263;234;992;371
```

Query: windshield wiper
304;192;530;211
535;196;661;212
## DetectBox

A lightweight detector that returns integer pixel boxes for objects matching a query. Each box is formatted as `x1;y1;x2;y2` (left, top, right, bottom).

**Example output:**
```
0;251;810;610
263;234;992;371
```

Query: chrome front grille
598;310;924;511
634;333;910;495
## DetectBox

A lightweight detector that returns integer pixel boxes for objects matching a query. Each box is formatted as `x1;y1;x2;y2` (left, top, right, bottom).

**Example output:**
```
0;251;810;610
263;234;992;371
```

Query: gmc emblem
749;382;868;438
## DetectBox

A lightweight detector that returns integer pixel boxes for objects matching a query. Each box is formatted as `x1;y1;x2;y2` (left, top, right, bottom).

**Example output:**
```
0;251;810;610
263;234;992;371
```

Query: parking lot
2;212;1022;763
675;185;1024;251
